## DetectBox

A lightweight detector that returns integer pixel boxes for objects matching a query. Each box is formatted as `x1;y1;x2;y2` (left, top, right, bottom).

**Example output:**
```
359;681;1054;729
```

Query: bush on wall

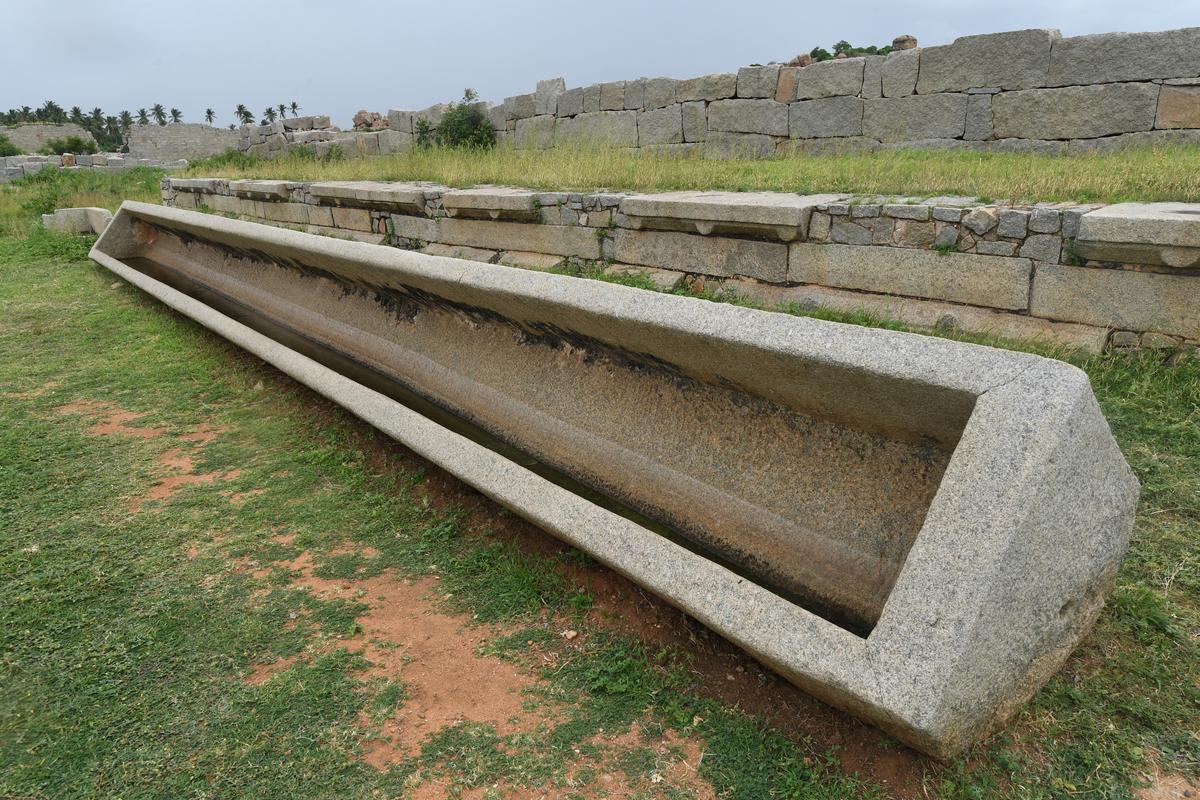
0;134;19;157
416;89;495;149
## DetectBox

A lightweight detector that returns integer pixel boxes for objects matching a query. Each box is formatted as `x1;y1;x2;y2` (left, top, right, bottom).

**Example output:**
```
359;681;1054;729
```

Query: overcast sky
3;0;1199;128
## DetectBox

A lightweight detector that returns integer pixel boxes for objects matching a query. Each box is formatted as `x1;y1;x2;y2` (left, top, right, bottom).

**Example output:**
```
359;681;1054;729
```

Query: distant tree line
1;99;306;150
809;40;893;61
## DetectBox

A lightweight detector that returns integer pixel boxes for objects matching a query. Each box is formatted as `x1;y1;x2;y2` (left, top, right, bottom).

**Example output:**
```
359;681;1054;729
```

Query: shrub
420;89;495;150
187;148;263;171
0;133;19;157
39;135;98;155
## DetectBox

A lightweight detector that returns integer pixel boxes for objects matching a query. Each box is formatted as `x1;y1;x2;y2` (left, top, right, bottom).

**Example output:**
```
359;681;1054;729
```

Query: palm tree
289;101;300;116
105;116;122;145
169;108;182;123
235;104;254;125
136;108;149;125
119;110;133;131
69;106;84;125
277;103;288;119
204;108;215;125
262;107;277;123
151;104;167;125
39;100;65;122
89;107;104;126
19;106;33;122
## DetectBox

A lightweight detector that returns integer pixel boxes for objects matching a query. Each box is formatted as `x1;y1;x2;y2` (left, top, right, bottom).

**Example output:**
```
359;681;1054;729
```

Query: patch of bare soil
57;399;242;513
213;357;934;794
400;451;932;798
274;540;543;768
131;446;239;514
244;655;299;686
1137;769;1199;799
56;399;167;439
4;380;60;399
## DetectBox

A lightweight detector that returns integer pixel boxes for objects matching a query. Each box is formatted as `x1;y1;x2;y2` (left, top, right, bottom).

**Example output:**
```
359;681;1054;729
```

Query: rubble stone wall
162;176;1200;355
3;123;96;152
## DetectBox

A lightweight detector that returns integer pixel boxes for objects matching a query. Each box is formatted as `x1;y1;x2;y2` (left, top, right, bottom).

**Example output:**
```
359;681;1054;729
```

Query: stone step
619;190;846;241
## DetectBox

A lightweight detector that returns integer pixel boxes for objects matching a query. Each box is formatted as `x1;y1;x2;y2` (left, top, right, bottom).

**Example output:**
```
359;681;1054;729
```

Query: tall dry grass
188;143;1200;204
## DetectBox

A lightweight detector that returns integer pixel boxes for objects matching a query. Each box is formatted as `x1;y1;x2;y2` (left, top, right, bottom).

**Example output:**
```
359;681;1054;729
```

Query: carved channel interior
117;216;969;635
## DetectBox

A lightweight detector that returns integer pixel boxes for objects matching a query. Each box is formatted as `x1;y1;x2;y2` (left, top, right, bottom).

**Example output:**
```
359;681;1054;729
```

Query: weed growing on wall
0;133;19;157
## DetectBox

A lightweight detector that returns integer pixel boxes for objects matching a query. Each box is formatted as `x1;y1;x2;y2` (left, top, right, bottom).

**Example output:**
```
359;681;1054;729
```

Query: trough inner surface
122;219;960;632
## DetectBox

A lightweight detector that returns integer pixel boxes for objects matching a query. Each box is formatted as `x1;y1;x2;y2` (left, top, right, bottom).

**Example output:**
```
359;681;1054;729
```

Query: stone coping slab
619;191;846;241
1075;202;1200;268
442;186;540;220
94;201;1138;758
229;179;296;200
308;181;431;213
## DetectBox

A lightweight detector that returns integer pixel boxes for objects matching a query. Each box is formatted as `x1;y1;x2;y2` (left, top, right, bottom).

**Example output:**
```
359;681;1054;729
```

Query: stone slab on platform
1074;203;1200;269
229;180;294;200
619;191;845;241
442;186;540;220
308;181;429;213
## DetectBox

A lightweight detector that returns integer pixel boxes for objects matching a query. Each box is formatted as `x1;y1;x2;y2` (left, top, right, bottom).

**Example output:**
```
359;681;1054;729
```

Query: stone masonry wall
126;123;240;161
162;176;1199;356
1;152;188;183
242;26;1200;160
3;123;96;153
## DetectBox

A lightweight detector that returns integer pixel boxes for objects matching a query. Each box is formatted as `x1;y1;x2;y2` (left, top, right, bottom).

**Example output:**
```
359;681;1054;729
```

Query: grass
186;142;1200;204
0;166;162;238
1;169;1198;799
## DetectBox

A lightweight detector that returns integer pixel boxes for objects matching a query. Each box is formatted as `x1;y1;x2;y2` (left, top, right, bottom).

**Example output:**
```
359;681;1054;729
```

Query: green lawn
1;170;1197;799
187;142;1200;204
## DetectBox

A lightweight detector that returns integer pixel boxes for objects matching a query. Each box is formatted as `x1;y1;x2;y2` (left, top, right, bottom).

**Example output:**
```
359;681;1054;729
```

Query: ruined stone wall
1;152;188;183
3;123;96;153
126;123;240;161
251;26;1200;160
162;177;1200;355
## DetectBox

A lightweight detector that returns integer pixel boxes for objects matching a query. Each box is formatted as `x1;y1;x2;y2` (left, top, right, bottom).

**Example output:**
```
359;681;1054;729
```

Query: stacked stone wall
244;26;1200;160
126;123;240;161
1;153;188;183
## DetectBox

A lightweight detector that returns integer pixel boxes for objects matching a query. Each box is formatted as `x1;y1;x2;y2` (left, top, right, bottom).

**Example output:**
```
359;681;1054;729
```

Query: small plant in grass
39;135;98;156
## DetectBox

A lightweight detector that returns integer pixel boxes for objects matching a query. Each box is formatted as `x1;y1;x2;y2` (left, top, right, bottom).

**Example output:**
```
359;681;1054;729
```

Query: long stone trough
90;201;1139;758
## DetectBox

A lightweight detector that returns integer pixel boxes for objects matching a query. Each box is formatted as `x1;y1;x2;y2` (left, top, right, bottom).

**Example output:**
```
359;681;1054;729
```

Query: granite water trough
90;201;1139;757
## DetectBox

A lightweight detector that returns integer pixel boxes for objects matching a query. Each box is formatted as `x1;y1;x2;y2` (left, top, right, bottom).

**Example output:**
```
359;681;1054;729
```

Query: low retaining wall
2;153;188;183
126;123;240;161
162;177;1200;354
3;122;96;152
